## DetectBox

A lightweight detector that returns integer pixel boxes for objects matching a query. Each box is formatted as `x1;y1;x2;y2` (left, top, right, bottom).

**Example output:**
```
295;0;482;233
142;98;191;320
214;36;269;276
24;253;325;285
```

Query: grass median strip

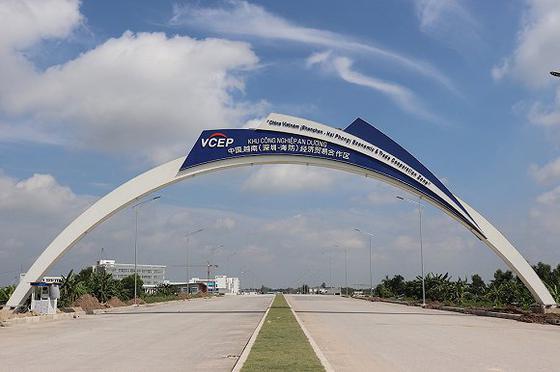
242;294;324;371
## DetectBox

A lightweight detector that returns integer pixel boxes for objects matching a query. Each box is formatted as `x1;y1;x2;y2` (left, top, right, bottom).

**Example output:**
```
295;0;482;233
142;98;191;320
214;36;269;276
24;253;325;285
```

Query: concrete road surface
0;295;272;372
287;295;560;372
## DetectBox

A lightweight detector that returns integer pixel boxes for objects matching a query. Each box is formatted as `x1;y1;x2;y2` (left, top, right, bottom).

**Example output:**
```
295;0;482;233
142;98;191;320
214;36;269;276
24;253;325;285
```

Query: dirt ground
73;294;105;312
106;297;126;307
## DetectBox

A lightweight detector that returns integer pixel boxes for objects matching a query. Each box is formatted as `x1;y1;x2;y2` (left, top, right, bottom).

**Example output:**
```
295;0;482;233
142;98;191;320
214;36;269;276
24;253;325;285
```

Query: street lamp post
334;243;348;296
397;195;426;307
132;195;161;306
344;246;348;297
185;228;205;293
354;228;374;297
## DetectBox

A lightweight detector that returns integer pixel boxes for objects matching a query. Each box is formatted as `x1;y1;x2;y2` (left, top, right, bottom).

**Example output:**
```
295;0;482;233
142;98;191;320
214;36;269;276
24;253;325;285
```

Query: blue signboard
181;119;483;237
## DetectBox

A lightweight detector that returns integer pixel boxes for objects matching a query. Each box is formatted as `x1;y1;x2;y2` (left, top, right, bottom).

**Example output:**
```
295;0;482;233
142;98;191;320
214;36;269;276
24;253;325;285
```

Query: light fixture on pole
185;228;205;293
354;228;374;297
396;195;426;307
132;195;161;306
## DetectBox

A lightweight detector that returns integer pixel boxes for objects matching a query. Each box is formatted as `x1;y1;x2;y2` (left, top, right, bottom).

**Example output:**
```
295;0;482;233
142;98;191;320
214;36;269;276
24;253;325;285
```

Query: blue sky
1;0;560;288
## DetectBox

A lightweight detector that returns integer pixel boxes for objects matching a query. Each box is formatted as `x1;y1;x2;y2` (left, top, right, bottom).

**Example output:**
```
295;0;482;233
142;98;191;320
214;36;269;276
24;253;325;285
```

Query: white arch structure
8;114;557;309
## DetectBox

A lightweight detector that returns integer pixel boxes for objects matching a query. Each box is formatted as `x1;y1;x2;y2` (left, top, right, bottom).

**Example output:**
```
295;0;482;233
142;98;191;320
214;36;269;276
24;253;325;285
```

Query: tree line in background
2;262;560;310
0;266;184;308
359;262;560;309
58;267;186;306
294;262;560;310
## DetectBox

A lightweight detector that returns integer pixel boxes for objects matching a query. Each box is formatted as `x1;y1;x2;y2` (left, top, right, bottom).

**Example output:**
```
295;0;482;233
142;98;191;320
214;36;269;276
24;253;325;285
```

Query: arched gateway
8;113;558;309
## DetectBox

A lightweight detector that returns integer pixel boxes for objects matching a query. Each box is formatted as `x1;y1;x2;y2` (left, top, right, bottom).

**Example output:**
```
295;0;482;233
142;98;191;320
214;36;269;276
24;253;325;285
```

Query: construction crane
206;262;219;281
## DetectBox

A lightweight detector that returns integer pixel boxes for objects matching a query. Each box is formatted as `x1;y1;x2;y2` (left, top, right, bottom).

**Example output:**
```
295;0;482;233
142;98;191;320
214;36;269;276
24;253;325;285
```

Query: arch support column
8;155;557;310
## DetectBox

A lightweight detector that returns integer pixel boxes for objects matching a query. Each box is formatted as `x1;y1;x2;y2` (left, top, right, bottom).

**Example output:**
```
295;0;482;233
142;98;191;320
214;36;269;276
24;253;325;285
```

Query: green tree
486;269;533;308
154;283;178;297
470;274;486;298
120;274;144;300
60;270;88;307
90;271;121;303
0;285;16;304
533;262;553;285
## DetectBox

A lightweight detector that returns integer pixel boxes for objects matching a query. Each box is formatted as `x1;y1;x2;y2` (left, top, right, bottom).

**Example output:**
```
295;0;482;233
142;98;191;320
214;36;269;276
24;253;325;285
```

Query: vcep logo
201;132;234;148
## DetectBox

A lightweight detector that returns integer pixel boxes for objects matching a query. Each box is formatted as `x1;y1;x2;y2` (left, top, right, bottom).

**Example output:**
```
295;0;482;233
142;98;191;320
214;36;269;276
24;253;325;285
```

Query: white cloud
536;185;560;204
307;52;438;122
528;88;560;127
215;216;236;230
414;0;480;51
365;185;400;205
243;164;336;193
0;171;86;215
528;186;560;260
0;0;82;50
0;171;93;277
493;0;560;87
530;157;560;184
170;0;455;92
0;121;65;145
493;0;560;127
0;1;263;163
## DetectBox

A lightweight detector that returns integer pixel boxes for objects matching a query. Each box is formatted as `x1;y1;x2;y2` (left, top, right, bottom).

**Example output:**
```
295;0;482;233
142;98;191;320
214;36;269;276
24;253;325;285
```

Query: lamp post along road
185;228;205;293
354;228;374;297
344;247;348;296
132;195;160;306
397;195;426;307
335;243;348;296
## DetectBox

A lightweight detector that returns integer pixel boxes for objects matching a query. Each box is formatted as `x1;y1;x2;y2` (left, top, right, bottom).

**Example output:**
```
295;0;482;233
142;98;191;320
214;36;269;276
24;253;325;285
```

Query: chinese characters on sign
226;135;351;161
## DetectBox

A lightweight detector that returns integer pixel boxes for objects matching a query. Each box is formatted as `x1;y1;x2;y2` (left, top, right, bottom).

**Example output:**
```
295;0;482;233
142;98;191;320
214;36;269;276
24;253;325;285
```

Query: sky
1;0;560;289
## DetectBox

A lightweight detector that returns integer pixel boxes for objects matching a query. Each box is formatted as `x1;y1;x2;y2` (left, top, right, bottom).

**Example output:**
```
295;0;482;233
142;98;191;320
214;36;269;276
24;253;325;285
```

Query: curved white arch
8;154;557;308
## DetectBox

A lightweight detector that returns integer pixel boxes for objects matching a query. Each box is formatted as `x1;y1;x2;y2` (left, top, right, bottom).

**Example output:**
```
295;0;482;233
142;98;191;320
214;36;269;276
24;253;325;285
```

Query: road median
241;294;325;371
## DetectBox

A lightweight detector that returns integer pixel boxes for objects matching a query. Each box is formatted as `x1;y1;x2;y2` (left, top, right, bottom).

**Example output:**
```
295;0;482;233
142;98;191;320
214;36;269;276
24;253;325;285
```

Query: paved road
287;295;560;372
0;295;273;372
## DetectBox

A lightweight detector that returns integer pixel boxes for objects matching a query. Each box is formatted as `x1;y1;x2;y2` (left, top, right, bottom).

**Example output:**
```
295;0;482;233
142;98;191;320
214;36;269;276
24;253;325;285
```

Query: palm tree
91;271;120;303
60;270;88;306
0;285;16;304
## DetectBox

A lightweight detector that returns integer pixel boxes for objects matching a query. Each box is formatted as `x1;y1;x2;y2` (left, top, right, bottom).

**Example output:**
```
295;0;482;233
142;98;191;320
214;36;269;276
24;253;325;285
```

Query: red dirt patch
73;294;104;312
107;297;126;307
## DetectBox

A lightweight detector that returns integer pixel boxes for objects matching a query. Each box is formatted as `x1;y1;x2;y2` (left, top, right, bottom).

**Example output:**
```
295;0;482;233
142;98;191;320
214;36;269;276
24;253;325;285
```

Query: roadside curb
354;296;534;323
285;296;334;372
231;296;273;372
0;310;85;327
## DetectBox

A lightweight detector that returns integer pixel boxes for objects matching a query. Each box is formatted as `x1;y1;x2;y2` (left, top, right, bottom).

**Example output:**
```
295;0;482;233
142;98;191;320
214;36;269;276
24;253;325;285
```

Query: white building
215;275;240;295
188;275;240;295
94;259;166;287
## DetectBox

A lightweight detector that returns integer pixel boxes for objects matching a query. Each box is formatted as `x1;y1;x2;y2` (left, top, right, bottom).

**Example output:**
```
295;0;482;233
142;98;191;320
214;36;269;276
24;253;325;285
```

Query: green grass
242;294;324;372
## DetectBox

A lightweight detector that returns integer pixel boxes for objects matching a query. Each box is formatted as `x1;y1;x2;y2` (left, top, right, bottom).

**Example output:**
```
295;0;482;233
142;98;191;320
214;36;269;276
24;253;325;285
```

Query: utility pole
185;228;205;293
354;228;375;297
397;195;426;307
132;195;160;306
344;247;348;296
329;250;333;288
